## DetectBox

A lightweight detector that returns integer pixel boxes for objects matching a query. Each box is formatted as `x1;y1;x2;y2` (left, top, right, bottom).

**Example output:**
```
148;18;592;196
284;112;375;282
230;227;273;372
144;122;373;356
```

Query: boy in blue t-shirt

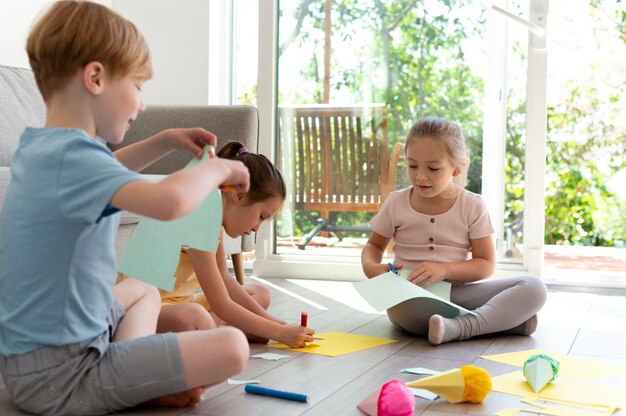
0;1;252;414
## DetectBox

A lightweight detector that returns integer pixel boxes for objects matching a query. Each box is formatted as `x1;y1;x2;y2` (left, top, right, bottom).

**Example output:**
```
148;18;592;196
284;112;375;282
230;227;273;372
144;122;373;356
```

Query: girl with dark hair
119;141;315;348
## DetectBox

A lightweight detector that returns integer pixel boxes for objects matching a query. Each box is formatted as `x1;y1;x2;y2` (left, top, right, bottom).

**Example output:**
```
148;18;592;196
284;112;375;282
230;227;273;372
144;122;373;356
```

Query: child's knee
247;283;271;309
522;276;548;309
145;283;161;303
179;303;216;331
219;327;249;372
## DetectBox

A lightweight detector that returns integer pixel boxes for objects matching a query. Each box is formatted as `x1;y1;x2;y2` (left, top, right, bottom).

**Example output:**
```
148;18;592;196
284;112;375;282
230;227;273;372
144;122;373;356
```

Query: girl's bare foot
147;386;205;407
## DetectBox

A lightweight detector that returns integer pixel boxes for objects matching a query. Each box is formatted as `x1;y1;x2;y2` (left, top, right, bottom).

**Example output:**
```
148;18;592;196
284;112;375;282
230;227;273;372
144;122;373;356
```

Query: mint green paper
117;147;222;291
523;353;560;392
397;269;451;301
352;271;476;317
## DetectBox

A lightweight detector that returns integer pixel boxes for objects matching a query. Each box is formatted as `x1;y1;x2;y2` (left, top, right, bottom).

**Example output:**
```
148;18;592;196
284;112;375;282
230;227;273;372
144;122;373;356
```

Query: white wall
113;0;211;105
0;1;64;68
0;0;217;106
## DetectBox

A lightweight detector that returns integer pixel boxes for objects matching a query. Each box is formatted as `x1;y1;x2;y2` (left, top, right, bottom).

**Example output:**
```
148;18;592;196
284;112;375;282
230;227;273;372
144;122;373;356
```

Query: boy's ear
83;61;105;95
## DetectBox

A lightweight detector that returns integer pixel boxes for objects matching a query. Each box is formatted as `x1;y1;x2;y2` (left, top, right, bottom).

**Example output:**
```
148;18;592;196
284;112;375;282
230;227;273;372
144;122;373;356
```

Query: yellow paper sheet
496;395;618;416
268;331;396;357
496;405;608;416
480;349;626;379
491;371;626;408
521;395;617;415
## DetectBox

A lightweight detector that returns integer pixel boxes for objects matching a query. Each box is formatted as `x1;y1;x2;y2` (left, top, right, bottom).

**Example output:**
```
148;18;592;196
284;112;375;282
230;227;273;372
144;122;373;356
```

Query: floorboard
1;277;625;415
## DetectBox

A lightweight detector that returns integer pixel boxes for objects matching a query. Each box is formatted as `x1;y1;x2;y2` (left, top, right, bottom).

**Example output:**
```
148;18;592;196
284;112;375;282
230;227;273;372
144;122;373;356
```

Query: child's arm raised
114;128;217;172
406;235;496;287
110;157;249;221
186;248;314;348
361;231;402;278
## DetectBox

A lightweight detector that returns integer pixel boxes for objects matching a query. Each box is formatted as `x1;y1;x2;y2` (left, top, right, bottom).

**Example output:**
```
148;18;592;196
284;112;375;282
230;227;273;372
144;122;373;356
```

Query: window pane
542;0;626;283
276;1;487;257
234;0;258;105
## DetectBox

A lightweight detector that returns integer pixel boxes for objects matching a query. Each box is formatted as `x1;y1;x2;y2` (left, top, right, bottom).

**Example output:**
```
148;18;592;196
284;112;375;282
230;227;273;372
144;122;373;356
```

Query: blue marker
387;262;399;275
244;384;308;403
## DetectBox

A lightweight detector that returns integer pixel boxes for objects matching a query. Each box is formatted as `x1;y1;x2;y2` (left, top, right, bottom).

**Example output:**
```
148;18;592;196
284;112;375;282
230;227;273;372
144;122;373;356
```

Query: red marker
208;147;236;192
300;311;308;327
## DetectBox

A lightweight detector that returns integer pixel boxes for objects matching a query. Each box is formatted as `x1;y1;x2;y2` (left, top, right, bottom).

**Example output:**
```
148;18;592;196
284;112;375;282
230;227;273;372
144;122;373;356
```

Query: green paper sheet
117;148;222;291
352;270;476;317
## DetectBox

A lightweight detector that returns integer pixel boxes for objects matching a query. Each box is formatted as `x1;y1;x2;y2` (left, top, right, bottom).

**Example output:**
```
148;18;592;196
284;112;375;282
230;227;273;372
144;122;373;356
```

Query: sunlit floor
276;237;626;289
2;277;626;415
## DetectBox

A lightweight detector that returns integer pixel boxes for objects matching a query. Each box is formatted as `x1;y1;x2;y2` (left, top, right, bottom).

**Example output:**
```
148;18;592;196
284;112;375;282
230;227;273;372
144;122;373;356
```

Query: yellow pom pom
460;365;492;403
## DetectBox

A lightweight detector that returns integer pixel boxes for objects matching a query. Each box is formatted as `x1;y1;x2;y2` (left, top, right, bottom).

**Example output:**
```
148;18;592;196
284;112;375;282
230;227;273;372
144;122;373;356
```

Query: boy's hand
213;159;250;193
280;324;315;348
163;128;218;158
406;262;446;288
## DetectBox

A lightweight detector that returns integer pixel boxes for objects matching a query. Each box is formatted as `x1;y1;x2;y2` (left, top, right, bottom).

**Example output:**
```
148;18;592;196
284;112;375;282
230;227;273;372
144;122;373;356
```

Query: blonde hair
27;0;152;100
405;117;469;188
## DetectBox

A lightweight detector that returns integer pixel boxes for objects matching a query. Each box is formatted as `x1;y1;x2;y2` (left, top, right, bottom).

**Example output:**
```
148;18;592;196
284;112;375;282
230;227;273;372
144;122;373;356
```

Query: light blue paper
401;367;442;376
408;387;439;401
250;352;291;361
402;367;441;399
352;271;476;317
117;147;222;291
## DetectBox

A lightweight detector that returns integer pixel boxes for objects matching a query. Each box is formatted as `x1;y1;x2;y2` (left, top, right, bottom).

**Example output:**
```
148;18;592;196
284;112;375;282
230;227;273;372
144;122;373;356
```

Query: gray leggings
386;275;547;339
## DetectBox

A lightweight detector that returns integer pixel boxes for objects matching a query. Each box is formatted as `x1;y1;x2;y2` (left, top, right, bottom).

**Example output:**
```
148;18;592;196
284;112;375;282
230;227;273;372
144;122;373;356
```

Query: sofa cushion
0;66;46;167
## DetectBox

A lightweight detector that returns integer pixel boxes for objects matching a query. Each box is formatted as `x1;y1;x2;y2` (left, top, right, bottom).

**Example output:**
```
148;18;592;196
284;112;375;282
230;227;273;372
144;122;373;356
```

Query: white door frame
483;0;549;276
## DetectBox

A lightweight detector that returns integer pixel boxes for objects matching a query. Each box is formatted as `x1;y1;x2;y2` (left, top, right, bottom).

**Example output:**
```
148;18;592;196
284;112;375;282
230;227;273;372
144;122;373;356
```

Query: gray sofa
0;64;258;283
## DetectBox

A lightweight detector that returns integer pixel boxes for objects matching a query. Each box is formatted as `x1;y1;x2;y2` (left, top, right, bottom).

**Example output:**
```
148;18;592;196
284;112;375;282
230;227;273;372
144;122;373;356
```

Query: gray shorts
0;299;188;415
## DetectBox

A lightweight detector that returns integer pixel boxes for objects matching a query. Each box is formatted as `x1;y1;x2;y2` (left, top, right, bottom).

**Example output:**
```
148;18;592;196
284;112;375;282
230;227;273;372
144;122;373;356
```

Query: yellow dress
157;251;211;310
116;233;221;311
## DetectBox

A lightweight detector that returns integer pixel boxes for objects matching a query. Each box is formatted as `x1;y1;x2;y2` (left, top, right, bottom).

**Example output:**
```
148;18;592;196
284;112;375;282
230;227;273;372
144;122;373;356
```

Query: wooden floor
2;277;626;415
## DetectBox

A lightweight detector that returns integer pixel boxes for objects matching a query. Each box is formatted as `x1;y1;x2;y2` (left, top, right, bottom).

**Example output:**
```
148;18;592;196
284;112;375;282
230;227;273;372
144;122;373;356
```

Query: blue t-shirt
0;128;141;356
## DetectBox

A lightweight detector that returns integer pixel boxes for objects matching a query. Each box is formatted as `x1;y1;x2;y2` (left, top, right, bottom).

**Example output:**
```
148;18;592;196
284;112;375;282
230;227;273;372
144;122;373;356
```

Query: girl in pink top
361;117;546;345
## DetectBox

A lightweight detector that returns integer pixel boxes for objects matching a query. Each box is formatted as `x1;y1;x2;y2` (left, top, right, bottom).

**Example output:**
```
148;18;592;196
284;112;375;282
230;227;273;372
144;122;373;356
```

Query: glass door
253;0;546;279
540;0;626;288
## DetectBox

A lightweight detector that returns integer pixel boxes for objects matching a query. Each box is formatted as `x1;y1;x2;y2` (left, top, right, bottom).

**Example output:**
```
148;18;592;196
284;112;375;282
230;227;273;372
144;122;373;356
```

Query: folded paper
352;270;475;317
118;147;222;291
406;365;492;404
523;354;559;393
357;387;381;416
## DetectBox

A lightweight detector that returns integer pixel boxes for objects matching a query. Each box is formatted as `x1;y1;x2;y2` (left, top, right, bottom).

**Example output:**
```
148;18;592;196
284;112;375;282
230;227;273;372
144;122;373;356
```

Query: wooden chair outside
278;104;403;249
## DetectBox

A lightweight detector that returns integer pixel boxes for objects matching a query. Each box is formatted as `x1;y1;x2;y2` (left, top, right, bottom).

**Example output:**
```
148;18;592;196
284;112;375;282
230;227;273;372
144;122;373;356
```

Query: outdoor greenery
275;0;626;247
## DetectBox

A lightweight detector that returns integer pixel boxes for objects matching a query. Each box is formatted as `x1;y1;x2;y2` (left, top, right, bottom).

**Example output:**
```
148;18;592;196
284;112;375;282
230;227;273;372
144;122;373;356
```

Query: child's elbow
485;259;496;276
153;189;189;221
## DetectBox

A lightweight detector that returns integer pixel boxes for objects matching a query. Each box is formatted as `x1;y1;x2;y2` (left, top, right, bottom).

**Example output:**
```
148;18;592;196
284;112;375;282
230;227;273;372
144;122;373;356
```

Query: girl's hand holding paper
406;261;447;288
